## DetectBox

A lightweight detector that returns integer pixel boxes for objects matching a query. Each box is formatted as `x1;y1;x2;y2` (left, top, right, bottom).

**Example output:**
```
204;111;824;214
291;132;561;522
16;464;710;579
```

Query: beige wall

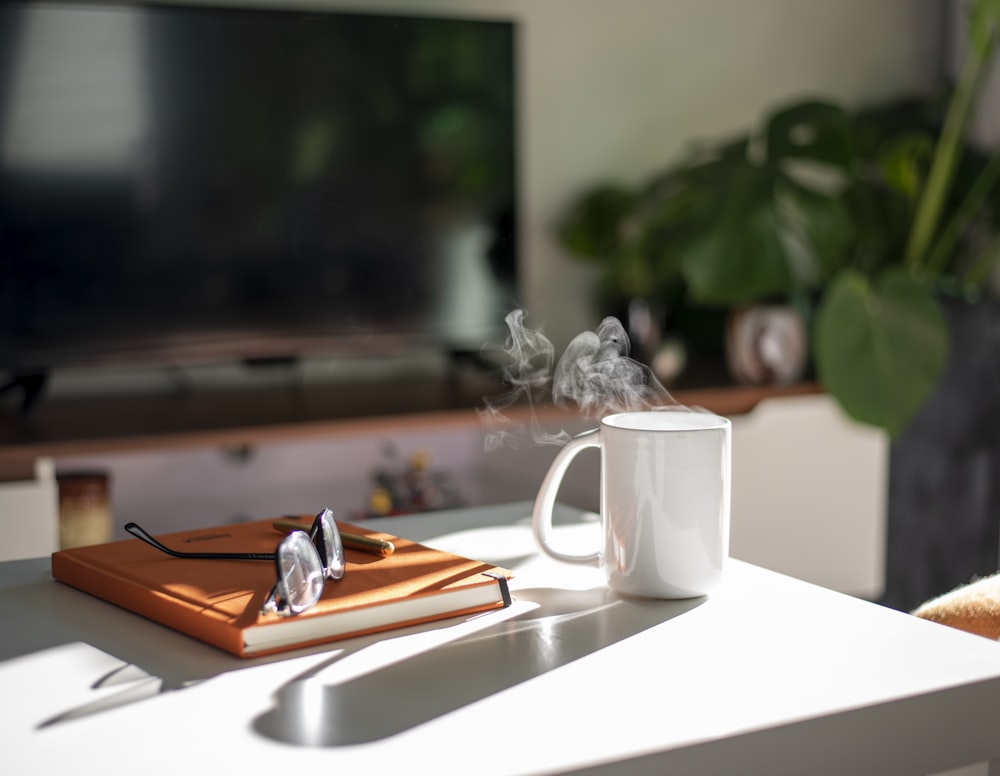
138;0;945;350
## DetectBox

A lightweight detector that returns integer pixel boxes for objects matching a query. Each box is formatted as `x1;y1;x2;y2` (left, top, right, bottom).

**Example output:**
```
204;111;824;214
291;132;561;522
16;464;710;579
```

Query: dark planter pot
880;296;1000;612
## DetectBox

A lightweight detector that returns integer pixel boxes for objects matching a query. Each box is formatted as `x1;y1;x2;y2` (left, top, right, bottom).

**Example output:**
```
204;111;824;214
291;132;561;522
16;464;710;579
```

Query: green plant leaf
876;131;934;199
557;185;635;261
813;267;947;436
606;238;656;299
778;178;855;281
676;159;797;306
765;100;855;170
679;206;793;306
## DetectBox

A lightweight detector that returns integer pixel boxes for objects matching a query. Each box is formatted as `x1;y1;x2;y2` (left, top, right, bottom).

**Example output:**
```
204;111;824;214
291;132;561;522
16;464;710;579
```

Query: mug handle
531;428;602;565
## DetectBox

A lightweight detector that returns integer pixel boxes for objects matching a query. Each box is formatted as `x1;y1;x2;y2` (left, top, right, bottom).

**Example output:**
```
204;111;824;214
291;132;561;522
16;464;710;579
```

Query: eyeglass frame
123;507;345;617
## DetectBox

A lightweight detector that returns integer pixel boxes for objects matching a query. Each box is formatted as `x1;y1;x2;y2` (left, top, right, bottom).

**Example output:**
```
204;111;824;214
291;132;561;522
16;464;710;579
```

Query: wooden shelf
0;371;819;479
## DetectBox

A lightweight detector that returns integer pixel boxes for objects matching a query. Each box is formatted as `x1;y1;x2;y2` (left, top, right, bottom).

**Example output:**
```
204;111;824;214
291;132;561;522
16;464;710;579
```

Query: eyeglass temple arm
124;522;276;561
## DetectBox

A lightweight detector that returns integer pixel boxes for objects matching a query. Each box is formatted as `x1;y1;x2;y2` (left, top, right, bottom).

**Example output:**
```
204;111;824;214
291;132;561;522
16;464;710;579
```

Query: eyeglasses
124;508;345;616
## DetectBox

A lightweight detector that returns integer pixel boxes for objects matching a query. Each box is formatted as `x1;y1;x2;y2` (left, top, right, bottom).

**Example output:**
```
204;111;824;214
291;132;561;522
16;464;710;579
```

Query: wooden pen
271;516;395;557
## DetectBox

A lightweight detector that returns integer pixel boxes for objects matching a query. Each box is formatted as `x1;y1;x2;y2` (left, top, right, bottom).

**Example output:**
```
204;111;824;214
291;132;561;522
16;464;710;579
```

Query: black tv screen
0;1;518;374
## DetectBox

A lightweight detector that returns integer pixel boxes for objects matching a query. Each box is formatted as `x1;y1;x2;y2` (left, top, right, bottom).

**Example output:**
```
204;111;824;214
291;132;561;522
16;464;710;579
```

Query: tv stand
0;358;819;483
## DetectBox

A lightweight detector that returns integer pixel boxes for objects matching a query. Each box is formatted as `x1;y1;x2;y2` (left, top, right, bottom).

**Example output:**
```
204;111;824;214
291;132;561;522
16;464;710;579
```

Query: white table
3;501;1000;775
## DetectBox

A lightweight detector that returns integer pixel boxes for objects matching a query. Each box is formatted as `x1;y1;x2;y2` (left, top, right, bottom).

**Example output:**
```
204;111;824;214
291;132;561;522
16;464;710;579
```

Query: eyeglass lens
316;507;346;581
277;530;326;615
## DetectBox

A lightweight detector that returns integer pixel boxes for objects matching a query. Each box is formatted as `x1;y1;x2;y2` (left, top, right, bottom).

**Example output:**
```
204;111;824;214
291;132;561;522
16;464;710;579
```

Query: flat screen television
0;1;518;382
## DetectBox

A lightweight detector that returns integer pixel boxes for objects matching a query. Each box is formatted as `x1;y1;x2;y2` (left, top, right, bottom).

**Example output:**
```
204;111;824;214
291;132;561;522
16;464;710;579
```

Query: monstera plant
558;0;1000;436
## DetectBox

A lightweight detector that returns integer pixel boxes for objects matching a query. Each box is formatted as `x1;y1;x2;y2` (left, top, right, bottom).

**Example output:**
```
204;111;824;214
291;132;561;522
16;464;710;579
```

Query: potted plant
557;98;858;389
557;0;1000;436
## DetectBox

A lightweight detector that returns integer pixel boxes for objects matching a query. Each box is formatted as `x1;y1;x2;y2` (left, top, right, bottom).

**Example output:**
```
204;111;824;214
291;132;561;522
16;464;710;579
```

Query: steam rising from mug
479;309;680;450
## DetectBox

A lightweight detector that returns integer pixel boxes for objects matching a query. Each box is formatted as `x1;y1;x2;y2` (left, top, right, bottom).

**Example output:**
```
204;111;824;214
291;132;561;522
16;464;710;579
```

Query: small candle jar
57;471;112;549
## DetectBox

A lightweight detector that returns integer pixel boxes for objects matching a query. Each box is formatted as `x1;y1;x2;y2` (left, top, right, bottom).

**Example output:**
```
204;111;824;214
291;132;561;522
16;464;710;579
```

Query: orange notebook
51;517;512;658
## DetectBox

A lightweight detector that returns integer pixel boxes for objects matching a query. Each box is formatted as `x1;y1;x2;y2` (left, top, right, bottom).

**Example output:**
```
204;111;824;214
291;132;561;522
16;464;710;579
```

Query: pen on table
271;516;395;557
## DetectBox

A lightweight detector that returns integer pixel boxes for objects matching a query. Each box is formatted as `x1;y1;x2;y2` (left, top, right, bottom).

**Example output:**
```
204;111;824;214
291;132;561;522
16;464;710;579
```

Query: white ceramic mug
531;410;731;599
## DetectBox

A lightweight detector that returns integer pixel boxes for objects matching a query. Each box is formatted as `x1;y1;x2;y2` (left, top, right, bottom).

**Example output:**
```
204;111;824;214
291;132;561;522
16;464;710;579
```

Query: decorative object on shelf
725;305;808;386
625;297;689;384
557;0;1000;435
358;443;465;519
650;336;688;385
56;470;111;550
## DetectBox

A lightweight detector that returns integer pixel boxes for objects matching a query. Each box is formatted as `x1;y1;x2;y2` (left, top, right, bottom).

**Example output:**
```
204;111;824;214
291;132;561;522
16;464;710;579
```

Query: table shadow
252;585;704;746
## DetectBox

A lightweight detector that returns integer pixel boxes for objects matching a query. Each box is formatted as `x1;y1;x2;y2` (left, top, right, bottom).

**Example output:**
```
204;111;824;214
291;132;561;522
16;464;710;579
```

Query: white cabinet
729;393;888;599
